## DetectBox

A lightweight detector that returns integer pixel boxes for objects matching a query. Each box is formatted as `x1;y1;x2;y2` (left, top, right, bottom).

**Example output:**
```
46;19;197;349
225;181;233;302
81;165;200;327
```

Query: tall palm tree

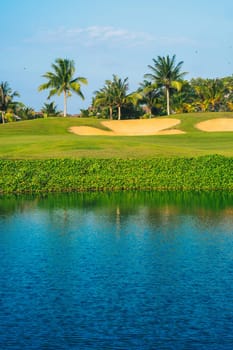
0;81;20;123
38;58;88;116
145;55;187;115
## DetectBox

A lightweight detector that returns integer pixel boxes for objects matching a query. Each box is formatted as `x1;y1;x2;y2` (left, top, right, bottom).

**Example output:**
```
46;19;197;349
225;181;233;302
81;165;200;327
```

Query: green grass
0;112;233;159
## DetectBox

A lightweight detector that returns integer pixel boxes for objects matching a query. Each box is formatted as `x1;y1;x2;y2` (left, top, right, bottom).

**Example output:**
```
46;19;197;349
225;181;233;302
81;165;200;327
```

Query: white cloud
26;26;155;47
25;26;196;49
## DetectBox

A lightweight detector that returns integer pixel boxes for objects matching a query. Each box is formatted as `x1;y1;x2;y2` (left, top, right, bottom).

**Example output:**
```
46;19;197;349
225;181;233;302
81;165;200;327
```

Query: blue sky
1;0;233;114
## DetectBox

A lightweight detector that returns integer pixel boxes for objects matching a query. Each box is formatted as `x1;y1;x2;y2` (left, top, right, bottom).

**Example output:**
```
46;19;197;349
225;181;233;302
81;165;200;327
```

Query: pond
0;191;233;349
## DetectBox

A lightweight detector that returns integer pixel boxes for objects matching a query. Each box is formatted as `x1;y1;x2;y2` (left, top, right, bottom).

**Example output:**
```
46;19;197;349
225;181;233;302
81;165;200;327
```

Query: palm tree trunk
166;88;170;115
117;105;121;120
63;90;67;117
109;106;113;119
1;111;5;124
148;106;152;118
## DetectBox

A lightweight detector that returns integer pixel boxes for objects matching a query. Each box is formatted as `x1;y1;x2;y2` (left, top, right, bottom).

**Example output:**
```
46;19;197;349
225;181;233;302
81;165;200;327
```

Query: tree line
1;55;233;123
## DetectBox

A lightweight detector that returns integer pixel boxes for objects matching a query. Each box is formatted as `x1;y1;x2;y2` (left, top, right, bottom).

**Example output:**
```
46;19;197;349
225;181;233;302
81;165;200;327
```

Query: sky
1;0;233;114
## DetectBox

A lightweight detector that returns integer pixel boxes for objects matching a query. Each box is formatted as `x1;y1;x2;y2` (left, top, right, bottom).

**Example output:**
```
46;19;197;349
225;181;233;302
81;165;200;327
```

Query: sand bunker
196;118;233;132
70;118;184;136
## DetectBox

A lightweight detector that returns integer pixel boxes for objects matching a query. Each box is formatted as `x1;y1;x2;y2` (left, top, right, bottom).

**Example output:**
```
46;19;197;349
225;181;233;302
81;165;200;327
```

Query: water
0;191;233;349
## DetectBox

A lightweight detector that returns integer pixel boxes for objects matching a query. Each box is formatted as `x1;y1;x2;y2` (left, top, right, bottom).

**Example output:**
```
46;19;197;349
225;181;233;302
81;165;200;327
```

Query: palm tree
111;75;129;120
170;80;196;113
41;101;60;117
111;75;141;120
138;80;161;117
145;55;187;115
190;78;226;112
38;58;88;116
0;81;20;123
94;75;141;120
94;80;115;119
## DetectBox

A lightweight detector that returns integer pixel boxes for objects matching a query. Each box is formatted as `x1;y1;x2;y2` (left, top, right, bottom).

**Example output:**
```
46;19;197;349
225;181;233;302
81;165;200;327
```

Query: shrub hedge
0;155;233;194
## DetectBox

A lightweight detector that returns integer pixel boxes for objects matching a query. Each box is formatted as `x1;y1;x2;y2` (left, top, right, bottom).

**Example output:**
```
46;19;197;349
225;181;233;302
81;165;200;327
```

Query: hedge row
0;155;233;194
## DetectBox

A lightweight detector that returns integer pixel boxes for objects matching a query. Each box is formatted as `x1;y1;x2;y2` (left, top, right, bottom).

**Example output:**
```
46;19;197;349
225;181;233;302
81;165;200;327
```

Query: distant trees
16;105;37;120
91;70;233;119
93;79;116;119
93;74;141;120
41;101;60;117
190;78;226;112
2;54;233;123
138;80;161;117
0;81;20;123
170;77;233;114
38;58;88;117
91;55;189;119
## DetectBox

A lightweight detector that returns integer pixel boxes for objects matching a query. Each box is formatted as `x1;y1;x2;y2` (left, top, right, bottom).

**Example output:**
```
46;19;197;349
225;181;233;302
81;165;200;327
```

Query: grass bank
0;113;233;194
0;155;233;194
0;112;233;158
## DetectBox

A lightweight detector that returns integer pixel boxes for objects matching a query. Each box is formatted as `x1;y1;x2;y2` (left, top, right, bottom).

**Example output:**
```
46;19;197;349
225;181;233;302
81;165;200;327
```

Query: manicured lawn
0;112;233;159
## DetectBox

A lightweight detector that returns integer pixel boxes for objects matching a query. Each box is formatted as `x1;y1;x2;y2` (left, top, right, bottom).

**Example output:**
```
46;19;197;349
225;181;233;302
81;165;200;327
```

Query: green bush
0;155;232;194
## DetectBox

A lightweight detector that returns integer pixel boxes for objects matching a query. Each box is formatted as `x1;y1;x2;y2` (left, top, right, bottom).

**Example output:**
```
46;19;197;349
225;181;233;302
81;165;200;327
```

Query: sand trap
70;118;184;136
71;126;115;136
196;118;233;132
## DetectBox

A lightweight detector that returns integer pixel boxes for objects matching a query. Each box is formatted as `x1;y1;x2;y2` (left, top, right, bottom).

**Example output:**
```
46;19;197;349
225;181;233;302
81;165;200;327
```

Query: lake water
0;191;233;349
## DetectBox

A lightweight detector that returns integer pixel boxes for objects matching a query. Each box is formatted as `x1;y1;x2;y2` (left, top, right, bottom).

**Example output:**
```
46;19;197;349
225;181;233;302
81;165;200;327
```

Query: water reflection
0;191;233;349
1;190;233;221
